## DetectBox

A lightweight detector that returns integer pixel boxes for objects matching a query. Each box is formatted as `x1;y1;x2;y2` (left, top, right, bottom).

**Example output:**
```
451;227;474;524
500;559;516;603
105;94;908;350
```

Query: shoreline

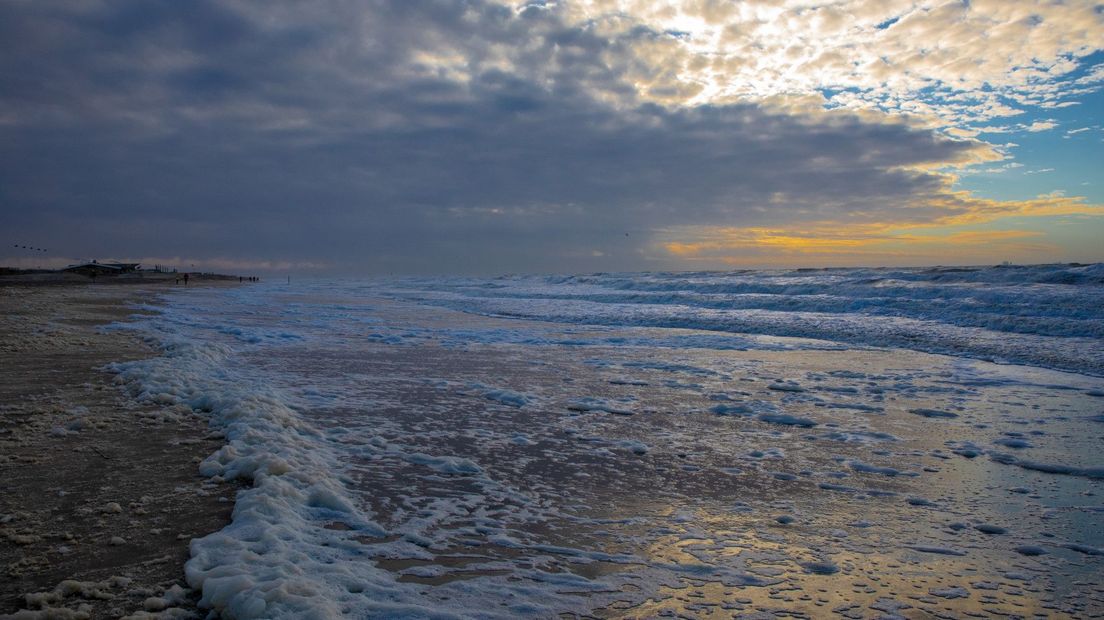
0;284;237;618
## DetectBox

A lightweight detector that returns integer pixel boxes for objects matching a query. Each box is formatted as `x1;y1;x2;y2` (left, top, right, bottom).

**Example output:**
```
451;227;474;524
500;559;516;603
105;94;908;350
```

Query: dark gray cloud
0;0;989;273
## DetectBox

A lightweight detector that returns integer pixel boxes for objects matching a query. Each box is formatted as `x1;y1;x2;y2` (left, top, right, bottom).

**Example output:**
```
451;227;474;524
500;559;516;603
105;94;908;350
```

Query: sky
1;0;1102;275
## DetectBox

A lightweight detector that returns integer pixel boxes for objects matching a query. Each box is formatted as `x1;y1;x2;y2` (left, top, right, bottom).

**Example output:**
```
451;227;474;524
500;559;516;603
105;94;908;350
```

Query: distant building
62;261;140;276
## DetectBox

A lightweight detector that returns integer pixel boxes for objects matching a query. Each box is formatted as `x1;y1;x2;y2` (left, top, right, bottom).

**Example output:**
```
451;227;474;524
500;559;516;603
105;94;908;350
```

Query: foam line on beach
104;288;647;618
110;307;386;617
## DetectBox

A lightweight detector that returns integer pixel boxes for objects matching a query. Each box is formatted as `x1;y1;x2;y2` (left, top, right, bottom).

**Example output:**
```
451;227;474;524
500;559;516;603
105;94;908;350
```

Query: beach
4;1;1102;616
2;267;1103;619
0;283;236;618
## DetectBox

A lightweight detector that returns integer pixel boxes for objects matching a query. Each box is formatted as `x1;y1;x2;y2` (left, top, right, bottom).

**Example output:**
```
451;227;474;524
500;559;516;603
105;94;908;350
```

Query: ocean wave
385;264;1104;375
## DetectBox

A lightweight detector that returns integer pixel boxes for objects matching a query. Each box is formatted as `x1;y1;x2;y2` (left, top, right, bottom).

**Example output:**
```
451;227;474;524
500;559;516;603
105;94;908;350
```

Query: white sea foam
110;312;388;617
107;289;655;618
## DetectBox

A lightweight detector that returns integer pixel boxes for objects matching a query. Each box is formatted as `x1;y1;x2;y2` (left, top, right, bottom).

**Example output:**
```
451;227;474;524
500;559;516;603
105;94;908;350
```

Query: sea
109;263;1104;618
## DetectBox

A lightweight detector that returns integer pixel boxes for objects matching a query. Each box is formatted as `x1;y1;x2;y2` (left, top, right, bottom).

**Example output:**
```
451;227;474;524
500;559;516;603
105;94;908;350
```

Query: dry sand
0;283;238;619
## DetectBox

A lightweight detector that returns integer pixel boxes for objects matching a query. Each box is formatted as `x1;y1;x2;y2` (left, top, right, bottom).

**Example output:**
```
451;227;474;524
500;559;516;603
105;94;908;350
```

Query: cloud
552;0;1104;125
0;1;1100;273
970;118;1064;134
1025;120;1058;132
659;224;1060;266
962;161;1023;175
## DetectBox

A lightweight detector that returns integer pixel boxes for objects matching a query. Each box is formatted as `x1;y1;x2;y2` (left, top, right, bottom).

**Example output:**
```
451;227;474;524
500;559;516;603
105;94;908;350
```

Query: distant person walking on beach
183;273;189;286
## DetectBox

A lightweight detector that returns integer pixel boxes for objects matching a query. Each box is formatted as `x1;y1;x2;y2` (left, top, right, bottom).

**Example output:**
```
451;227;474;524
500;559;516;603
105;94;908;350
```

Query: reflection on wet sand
601;512;1055;618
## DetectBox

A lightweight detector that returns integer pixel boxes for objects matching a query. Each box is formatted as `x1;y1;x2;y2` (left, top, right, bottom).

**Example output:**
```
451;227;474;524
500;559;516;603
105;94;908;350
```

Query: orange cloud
658;192;1100;266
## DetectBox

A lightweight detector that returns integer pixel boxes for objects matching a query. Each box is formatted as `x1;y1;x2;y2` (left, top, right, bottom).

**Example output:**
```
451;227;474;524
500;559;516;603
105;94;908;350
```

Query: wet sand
242;295;1104;617
7;281;1099;618
0;283;237;618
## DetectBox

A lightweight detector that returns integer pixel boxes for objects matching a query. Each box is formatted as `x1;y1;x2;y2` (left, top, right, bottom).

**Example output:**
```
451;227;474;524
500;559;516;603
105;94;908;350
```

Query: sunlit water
112;266;1104;618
